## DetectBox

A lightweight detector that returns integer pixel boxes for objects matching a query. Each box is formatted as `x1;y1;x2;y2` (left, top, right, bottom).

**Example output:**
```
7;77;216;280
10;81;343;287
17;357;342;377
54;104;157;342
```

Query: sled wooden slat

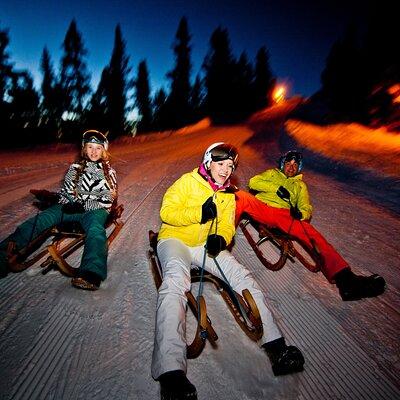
148;230;263;359
6;191;124;277
240;218;322;273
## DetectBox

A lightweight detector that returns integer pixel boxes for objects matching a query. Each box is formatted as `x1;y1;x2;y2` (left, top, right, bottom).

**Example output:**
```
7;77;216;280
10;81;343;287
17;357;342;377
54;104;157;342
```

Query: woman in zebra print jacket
0;130;117;290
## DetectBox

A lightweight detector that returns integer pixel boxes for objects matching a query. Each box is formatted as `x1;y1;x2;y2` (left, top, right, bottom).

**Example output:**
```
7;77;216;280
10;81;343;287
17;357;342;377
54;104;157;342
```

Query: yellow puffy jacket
158;168;236;246
248;168;312;221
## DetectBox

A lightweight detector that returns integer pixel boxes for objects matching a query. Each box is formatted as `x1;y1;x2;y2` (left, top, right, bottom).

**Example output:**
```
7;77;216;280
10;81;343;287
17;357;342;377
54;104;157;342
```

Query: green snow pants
0;204;109;280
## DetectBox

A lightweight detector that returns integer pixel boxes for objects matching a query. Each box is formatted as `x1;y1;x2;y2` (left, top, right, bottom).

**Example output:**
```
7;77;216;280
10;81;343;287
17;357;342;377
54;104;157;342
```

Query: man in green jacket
249;150;312;221
235;150;386;301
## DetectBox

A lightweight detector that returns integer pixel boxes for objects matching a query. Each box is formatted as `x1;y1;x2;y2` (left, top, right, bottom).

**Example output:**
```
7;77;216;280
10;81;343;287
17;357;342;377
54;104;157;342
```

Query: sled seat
148;230;263;359
239;218;322;273
7;190;124;277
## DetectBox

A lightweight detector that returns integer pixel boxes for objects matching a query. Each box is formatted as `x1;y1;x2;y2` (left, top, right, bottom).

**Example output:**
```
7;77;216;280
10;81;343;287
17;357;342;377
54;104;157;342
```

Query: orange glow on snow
388;84;400;103
285;119;400;177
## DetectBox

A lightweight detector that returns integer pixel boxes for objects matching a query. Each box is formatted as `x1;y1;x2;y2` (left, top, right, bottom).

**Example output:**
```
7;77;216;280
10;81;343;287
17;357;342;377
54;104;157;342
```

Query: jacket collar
276;168;303;181
197;164;232;192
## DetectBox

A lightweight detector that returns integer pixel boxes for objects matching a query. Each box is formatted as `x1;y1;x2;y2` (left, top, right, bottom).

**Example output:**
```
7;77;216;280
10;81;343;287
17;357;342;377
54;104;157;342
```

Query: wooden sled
239;218;322;273
148;230;263;359
7;190;124;277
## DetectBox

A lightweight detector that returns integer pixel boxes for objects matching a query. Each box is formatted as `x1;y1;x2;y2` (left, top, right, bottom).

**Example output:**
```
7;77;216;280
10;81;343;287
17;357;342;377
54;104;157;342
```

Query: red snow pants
235;190;348;282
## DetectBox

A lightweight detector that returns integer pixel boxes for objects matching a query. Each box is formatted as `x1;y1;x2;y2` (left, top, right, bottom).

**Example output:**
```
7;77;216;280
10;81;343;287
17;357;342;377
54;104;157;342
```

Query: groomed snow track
1;124;399;400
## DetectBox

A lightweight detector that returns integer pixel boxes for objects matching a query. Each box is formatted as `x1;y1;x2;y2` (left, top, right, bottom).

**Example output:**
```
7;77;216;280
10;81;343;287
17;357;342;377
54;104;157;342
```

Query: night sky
1;0;365;98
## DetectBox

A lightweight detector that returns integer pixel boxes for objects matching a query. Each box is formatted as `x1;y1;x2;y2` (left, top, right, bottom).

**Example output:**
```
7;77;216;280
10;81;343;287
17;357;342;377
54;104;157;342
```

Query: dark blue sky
1;0;364;98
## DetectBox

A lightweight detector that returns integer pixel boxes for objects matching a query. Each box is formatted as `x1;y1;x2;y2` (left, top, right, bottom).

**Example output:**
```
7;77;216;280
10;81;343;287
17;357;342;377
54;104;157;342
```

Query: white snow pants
151;238;282;379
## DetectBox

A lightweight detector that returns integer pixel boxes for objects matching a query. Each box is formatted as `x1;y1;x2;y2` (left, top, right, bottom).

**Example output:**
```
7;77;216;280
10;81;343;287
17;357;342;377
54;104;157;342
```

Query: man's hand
290;206;302;220
276;186;290;201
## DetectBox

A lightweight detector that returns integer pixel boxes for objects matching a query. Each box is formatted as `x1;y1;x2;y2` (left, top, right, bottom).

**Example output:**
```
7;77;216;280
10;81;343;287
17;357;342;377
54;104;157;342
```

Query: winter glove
290;206;303;220
276;186;291;201
62;201;85;214
30;189;60;210
206;234;226;258
201;196;217;224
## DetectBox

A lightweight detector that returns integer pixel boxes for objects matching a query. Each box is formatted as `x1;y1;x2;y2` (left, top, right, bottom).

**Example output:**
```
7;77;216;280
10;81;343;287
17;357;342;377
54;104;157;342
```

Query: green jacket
158;169;236;246
248;168;312;220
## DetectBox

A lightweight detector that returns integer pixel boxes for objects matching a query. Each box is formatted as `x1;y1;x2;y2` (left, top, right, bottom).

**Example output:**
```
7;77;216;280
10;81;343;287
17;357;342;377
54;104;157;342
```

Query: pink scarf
198;164;231;192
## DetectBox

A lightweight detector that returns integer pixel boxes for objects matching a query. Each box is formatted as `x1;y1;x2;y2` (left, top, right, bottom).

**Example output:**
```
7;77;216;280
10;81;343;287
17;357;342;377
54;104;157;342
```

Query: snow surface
0;111;399;400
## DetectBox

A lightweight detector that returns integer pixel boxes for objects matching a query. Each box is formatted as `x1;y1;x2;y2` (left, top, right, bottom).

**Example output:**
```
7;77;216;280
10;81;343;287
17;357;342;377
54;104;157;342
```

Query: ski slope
0;119;399;400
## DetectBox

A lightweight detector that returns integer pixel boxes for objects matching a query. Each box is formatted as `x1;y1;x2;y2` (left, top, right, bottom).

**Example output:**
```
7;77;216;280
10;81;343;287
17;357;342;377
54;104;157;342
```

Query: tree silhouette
363;3;399;125
233;51;254;120
84;66;110;133
165;17;193;128
40;46;63;141
0;26;13;103
135;60;153;133
59;19;91;139
106;24;131;139
8;70;40;144
152;88;169;131
203;27;237;123
0;26;14;147
253;46;275;111
321;23;367;122
190;74;205;122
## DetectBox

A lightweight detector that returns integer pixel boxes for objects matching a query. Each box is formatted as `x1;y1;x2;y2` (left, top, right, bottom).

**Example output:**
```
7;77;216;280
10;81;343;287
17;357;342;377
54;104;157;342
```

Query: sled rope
212;256;252;325
285;198;320;255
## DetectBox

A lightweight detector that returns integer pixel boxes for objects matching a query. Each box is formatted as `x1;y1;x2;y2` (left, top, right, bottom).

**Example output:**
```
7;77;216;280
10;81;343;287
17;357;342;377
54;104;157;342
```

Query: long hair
72;145;116;194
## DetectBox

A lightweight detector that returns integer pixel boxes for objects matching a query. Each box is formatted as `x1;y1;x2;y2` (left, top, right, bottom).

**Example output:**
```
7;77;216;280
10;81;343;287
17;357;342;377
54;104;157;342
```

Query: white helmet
202;142;239;170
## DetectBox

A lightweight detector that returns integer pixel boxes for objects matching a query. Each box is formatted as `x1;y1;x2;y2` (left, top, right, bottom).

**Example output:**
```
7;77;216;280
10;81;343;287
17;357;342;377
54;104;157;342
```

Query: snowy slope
0;121;399;400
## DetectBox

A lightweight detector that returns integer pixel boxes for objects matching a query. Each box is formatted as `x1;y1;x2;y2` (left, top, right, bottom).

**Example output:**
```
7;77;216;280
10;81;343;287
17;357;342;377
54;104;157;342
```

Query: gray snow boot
263;337;305;376
158;370;197;400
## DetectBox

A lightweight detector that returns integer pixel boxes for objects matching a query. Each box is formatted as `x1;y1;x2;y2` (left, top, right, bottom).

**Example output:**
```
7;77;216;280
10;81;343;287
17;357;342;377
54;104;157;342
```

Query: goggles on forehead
203;142;239;171
82;130;109;150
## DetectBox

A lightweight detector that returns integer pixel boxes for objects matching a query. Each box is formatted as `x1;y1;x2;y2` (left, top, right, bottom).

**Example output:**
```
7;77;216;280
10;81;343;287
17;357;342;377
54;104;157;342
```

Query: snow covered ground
0;112;399;400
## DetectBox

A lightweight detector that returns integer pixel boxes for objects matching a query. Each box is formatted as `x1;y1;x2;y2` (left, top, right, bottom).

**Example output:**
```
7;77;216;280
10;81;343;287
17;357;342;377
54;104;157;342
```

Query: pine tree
59;19;91;132
233;51;254;120
0;25;14;145
135;60;153;133
0;26;13;103
8;70;40;145
190;74;205;122
253;46;275;110
40;46;63;140
106;24;131;139
203;27;237;123
363;3;399;125
165;16;193;128
152;88;168;131
321;23;367;121
84;66;110;133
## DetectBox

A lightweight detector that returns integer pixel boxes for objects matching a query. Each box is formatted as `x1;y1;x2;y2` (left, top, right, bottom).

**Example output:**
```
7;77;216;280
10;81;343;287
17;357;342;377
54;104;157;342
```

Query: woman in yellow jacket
152;143;304;400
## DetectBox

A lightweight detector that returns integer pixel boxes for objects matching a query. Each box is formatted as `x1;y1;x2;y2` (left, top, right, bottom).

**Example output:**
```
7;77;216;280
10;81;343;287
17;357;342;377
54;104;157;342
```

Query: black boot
71;270;101;291
335;268;386;301
263;337;305;376
158;370;197;400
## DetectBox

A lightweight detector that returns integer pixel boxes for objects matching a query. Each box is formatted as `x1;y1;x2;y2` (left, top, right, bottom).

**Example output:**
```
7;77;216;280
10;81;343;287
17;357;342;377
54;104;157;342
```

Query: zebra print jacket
59;161;117;212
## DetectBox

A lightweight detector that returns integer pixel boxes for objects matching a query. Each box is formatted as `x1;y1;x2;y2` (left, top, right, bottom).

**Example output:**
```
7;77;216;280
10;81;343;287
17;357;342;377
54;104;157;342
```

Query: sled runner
239;218;322;273
7;189;124;276
148;230;263;359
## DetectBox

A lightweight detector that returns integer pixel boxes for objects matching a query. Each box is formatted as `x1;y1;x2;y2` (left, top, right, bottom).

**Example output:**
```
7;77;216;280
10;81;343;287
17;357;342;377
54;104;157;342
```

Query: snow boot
335;268;386;301
158;370;197;400
263;337;305;376
71;271;101;291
